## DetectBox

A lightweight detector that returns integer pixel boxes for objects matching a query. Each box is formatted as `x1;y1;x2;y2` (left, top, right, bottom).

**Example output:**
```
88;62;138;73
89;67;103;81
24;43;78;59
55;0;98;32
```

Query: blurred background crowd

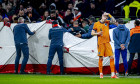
0;0;140;28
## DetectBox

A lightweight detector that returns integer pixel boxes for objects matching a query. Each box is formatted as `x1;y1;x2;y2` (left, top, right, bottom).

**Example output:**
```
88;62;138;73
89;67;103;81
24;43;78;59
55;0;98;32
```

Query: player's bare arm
91;30;103;36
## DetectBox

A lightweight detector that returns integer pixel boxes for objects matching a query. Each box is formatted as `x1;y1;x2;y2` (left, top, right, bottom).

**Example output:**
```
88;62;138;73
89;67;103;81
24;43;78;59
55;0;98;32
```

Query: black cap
52;21;58;24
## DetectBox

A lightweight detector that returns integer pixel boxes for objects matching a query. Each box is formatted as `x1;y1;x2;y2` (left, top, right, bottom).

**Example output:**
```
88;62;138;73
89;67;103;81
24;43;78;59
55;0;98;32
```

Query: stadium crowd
0;0;140;78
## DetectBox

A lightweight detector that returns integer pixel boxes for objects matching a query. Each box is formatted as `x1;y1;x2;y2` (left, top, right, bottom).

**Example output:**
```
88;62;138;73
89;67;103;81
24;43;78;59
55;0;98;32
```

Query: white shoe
116;73;119;77
100;73;103;78
125;73;128;77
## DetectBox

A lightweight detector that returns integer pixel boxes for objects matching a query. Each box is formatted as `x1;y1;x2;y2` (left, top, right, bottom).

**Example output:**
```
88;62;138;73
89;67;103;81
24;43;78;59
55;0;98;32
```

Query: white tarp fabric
0;20;138;70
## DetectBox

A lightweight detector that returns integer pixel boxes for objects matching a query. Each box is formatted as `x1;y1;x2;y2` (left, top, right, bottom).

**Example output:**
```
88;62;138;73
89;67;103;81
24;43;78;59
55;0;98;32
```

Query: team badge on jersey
105;23;107;26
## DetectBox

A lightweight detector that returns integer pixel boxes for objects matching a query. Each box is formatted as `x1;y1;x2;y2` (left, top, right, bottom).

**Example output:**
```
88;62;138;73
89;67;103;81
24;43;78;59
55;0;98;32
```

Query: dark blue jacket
113;24;130;49
13;23;34;44
68;26;86;36
49;26;67;45
128;33;140;53
81;23;94;39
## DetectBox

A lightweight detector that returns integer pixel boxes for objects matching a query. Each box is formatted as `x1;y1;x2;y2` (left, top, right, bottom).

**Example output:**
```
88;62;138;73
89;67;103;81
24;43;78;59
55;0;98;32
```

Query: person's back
47;21;66;74
49;26;66;45
13;23;34;44
14;17;35;74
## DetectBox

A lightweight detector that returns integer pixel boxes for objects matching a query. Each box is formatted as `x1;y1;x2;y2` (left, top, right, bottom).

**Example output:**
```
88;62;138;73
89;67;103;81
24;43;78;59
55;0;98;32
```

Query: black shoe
14;71;18;74
20;71;28;74
47;72;50;75
60;72;64;75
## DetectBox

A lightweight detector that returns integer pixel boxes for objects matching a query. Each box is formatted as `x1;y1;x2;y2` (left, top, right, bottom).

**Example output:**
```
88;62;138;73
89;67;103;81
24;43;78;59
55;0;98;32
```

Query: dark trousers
115;49;128;73
15;43;29;73
128;53;140;74
47;45;64;74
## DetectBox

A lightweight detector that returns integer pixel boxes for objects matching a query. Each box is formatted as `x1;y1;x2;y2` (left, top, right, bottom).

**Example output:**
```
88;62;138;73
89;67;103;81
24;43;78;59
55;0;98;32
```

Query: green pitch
0;74;140;84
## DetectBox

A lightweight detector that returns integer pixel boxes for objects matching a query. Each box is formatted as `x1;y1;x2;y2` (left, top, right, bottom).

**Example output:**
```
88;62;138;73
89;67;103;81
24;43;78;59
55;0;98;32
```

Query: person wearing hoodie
47;10;66;27
113;18;130;77
49;3;56;12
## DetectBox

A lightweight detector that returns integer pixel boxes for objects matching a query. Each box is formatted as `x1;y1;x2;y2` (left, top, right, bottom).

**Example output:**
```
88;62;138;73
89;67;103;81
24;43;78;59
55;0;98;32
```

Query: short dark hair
67;8;72;12
135;19;140;26
27;5;32;9
82;20;88;24
68;2;73;5
116;18;124;24
14;17;18;21
88;15;95;22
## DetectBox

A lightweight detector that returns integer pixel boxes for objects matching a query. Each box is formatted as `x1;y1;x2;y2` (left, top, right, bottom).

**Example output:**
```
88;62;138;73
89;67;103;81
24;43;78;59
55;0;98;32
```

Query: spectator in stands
15;3;24;14
88;1;99;17
128;19;140;75
38;0;51;11
53;0;63;11
26;6;41;22
47;21;66;75
6;3;16;17
13;17;18;23
13;17;35;74
42;11;49;21
113;18;130;77
0;3;7;18
68;20;86;36
67;2;73;9
64;8;74;26
55;9;64;19
2;0;16;10
39;3;47;16
63;1;73;11
76;0;85;17
82;20;89;33
73;7;81;22
19;3;24;10
76;16;95;39
49;3;56;12
11;14;17;23
47;10;65;27
17;10;30;22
